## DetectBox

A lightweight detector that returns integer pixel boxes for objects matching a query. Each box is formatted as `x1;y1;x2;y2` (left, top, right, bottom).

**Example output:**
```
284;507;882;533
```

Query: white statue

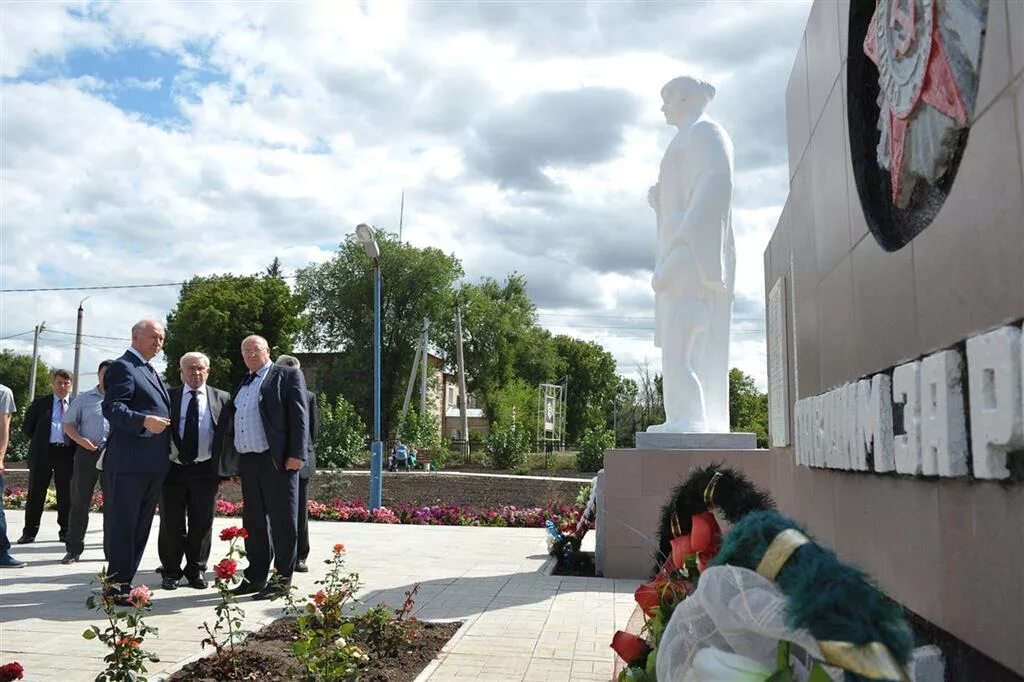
647;76;735;434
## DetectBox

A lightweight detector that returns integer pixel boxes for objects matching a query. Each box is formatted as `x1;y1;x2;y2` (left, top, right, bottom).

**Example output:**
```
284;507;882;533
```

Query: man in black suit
18;369;76;544
229;335;308;600
102;319;172;601
274;355;318;573
157;351;230;591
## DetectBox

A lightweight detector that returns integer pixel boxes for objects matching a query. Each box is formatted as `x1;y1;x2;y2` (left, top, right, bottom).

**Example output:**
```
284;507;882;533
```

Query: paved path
0;509;637;681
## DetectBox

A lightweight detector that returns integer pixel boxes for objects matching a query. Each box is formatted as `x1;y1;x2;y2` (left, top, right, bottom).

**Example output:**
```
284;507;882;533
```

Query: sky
0;0;811;393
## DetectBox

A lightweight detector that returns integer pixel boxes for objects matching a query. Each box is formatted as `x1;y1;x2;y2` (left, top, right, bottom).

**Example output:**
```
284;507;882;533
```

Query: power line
47;329;130;341
0;273;299;293
0;330;33;341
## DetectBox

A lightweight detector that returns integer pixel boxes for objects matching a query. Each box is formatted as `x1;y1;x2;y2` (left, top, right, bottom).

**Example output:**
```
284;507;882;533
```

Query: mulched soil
228;471;585;510
167;618;461;681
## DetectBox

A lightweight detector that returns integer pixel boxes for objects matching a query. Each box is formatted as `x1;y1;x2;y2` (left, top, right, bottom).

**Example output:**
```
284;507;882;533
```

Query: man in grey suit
229;335;308;600
158;352;230;591
102;319;172;603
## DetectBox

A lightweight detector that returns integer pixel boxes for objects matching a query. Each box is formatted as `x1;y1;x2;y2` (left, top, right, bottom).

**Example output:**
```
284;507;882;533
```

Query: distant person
18;369;75;544
0;383;26;568
157;352;230;591
228;336;308;600
275;355;318;573
61;360;113;564
102;319;172;604
390;442;409;472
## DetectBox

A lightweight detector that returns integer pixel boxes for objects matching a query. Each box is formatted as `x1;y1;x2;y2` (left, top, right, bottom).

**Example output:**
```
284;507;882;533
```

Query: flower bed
2;487;583;530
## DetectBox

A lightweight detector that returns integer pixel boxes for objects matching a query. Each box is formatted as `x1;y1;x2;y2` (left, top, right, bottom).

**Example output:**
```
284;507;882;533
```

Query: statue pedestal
635;431;756;450
599;445;764;578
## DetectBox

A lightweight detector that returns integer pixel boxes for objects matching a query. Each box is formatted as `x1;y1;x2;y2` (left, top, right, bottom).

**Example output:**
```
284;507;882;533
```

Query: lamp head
355;223;380;260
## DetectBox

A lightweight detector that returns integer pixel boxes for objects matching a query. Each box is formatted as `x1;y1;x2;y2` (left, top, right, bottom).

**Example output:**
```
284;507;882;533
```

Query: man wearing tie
17;369;75;544
61;359;112;564
158;352;229;591
102;319;172;602
229;335;308;600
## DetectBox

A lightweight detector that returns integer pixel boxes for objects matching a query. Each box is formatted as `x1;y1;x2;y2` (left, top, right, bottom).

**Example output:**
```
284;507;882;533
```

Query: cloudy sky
0;0;811;392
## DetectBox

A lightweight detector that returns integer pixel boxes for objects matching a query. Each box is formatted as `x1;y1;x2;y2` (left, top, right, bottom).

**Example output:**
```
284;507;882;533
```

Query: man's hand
0;456;5;474
77;438;99;452
143;415;171;434
284;457;304;471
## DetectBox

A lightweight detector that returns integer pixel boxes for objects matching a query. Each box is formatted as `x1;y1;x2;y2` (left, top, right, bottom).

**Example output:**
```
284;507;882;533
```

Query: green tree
316;393;368;468
441;274;559;404
729;367;769;448
297;231;462;438
0;350;53;461
487;377;540;437
553;335;618;443
163;266;304;389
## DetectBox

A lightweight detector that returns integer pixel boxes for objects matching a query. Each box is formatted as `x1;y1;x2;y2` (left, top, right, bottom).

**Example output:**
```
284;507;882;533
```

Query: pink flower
215;559;237;580
314;590;327;607
129;585;152;608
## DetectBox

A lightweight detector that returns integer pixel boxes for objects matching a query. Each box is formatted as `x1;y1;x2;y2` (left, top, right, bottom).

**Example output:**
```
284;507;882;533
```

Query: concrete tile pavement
0;509;638;681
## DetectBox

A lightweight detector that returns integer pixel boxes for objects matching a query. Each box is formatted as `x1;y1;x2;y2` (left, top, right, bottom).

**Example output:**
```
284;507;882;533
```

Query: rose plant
199;526;249;674
83;570;160;681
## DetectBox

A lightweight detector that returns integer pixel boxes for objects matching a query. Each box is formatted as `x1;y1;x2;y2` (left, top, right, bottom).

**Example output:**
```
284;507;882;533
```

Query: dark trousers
65;446;105;556
0;473;10;556
158;460;219;579
23;444;75;539
105;471;163;590
239;452;298;586
297;475;310;562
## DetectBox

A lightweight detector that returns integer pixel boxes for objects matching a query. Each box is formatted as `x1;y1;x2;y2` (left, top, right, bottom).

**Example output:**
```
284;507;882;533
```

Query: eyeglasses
242;347;267;356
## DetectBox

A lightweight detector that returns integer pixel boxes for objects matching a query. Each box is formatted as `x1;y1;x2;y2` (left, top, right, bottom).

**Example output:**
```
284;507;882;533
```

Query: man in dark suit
157;351;230;591
18;369;76;544
102;319;172;601
229;335;308;600
274;355;318;573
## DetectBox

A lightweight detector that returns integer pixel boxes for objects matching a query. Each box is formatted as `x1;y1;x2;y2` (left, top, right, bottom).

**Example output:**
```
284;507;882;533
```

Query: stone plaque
767;276;790;447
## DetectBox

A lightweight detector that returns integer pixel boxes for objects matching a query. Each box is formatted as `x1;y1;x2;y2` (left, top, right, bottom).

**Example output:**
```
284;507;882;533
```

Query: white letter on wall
920;350;968;477
966;326;1023;480
893;361;922;475
858;374;895;472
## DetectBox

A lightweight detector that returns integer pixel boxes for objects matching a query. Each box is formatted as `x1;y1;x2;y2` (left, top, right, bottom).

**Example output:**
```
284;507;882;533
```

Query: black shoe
294;560;308;573
61;552;80;565
161;576;180;591
15;535;34;545
186;574;209;589
230;581;265;597
252;582;291;601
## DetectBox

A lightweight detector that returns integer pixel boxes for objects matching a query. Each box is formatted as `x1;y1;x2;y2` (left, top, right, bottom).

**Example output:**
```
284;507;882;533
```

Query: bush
576;427;613;472
485;422;531;471
316;394;367;469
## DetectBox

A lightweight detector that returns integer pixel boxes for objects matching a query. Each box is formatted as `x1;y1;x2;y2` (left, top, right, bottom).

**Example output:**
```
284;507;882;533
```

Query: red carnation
214;559;237;580
0;662;25;681
219;526;247;541
610;631;649;664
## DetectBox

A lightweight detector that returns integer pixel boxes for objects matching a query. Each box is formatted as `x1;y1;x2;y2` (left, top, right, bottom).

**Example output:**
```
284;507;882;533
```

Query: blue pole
369;260;383;510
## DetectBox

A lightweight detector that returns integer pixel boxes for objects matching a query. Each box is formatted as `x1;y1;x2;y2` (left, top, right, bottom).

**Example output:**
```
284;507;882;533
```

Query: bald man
227;335;308;601
102;319;172;603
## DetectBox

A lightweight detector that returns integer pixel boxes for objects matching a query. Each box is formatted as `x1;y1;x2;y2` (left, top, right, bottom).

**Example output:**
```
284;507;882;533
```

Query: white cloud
0;1;812;393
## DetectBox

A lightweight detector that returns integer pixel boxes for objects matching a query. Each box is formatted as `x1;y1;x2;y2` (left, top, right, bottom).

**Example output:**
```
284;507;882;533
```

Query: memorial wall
764;0;1023;676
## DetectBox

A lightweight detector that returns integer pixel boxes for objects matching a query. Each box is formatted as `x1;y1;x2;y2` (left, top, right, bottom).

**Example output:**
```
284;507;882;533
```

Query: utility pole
454;304;470;463
419;319;430;416
72;297;89;398
28;321;46;402
400;327;425;424
398;190;405;242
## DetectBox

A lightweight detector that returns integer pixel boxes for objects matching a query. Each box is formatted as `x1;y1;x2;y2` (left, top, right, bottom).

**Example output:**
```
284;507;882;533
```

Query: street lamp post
355;223;383;510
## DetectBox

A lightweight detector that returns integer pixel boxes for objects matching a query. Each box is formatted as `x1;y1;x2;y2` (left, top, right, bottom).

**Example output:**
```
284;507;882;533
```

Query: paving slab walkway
0;509;638;681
